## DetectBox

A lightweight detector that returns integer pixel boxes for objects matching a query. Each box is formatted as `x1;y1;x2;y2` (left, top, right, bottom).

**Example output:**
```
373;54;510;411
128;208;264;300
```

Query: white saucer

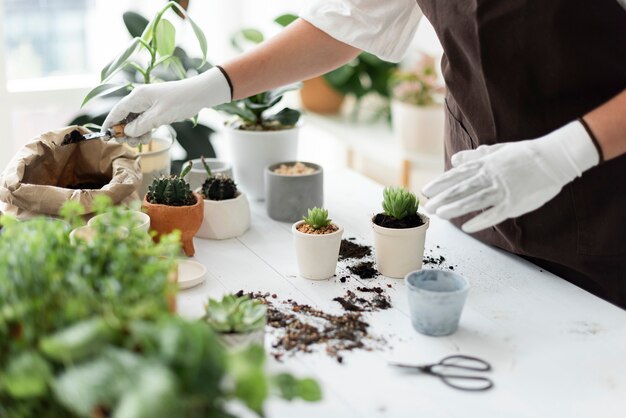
177;259;207;290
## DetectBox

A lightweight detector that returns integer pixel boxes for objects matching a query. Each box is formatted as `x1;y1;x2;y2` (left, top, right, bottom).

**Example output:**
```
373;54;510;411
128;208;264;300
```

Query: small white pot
228;126;299;200
218;328;265;351
187;158;234;192
127;135;173;199
196;192;250;240
88;210;150;232
292;221;344;280
391;100;444;155
372;213;430;278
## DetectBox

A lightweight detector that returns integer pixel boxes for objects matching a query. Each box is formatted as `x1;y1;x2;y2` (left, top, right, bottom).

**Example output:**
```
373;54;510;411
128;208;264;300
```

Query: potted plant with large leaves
81;2;211;197
215;86;301;201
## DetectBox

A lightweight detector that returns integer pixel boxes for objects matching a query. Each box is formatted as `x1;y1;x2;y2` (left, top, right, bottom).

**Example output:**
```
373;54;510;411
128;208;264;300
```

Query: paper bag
0;126;142;219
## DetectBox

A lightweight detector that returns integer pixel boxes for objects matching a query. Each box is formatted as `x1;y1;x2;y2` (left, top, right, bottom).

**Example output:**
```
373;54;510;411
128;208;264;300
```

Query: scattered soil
61;129;86;145
273;162;317;176
423;254;446;266
296;223;339;235
373;213;424;229
333;288;391;312
348;261;378;279
339;239;372;261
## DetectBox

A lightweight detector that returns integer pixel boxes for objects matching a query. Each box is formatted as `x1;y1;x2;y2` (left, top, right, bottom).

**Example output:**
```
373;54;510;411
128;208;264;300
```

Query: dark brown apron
415;0;626;308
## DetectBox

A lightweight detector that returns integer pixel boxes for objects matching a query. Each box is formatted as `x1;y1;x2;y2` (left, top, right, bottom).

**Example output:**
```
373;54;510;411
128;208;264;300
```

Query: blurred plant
382;186;419;220
303;207;332;230
200;156;238;201
390;54;444;106
147;161;195;206
204;295;267;334
215;85;301;131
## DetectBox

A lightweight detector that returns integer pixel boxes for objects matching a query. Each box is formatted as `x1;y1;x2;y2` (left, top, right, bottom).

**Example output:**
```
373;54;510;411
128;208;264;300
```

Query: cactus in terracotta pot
143;161;204;257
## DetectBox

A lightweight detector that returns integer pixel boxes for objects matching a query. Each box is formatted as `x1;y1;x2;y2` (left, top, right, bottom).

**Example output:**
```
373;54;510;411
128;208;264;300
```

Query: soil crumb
61;129;85;145
334;288;391;312
296;223;339;235
348;261;378;279
339;239;372;261
373;213;424;229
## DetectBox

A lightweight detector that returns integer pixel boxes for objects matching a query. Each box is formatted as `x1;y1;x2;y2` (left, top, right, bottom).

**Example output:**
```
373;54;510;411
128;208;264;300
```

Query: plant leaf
101;37;140;81
274;14;298;27
82;83;130;108
187;15;208;67
266;83;302;103
2;351;52;398
155;18;176;57
214;102;257;124
123;11;149;38
265;108;301;127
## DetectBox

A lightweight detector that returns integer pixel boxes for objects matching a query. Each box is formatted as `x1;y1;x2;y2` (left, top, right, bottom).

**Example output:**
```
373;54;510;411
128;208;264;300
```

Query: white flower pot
372;213;430;278
292;220;344;280
88;210;150;233
228;126;299;201
218;328;265;351
196;192;250;240
391;100;444;155
127;135;173;199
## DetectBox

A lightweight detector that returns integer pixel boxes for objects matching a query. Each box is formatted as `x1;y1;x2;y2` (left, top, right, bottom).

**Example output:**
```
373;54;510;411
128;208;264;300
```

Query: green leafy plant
382;186;419;220
147;161;195;206
215;85;301;131
391;54;444;106
205;295;267;334
200;156;238;201
303;207;332;230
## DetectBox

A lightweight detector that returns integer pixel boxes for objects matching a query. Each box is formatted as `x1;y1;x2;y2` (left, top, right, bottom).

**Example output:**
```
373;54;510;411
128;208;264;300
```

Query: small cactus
303;207;332;230
146;161;195;206
382;186;418;220
200;156;238;201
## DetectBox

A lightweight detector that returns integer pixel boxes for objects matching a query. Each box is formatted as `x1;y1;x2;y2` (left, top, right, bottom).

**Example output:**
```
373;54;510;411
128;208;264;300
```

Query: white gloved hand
101;67;231;146
422;121;601;233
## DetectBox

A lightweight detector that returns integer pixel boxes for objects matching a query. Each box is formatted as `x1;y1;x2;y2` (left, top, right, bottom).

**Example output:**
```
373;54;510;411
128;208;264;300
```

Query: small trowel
80;112;141;142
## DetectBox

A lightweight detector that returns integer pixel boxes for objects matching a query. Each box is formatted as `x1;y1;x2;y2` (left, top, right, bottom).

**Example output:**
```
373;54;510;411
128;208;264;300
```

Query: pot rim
292;220;343;238
200;190;247;205
143;191;203;210
404;268;470;295
371;212;430;234
189;157;232;173
266;161;323;177
223;123;302;135
132;135;174;156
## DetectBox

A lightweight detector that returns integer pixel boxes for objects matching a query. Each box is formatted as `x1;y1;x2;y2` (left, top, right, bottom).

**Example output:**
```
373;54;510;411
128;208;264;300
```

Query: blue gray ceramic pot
265;162;323;223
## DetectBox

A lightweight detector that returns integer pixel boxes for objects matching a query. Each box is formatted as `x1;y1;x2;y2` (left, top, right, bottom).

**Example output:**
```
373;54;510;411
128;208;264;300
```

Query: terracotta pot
300;76;345;114
143;192;204;257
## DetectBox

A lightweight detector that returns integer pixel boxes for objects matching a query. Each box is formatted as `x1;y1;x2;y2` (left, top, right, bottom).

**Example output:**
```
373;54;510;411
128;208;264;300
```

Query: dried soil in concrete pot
143;192;204;257
292;220;344;280
228;126;299;201
371;212;429;278
266;161;323;223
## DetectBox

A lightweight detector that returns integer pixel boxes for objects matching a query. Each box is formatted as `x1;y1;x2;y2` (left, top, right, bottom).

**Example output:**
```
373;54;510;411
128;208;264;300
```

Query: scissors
389;354;494;391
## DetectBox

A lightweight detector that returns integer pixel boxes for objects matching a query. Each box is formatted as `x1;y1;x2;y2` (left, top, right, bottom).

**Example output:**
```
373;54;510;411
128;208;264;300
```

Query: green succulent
147;161;195;206
303;207;332;230
205;295;267;334
382;186;419;220
200;156;237;201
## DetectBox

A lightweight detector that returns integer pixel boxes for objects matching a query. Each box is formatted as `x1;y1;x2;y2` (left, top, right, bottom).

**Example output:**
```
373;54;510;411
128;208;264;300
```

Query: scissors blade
81;131;113;141
388;362;427;371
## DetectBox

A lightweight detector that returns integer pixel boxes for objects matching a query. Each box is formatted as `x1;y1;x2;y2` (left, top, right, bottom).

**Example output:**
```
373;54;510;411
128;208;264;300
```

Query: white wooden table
178;168;626;418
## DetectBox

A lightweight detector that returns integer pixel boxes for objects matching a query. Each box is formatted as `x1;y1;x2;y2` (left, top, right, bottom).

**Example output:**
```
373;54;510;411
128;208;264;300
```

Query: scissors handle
437;354;492;372
437;373;494;392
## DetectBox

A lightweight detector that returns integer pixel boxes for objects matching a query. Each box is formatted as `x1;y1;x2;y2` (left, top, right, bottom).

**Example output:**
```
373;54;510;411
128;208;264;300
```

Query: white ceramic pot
218;328;265;351
187;158;234;192
228;126;299;200
391;100;444;155
292;220;344;280
196;191;250;240
128;135;173;199
372;213;430;278
88;210;150;232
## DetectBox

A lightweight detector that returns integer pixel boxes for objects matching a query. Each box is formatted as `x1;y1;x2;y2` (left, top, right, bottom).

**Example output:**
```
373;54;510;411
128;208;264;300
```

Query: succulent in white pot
372;187;429;278
204;294;267;350
195;156;250;240
215;85;301;201
292;207;344;280
390;54;445;155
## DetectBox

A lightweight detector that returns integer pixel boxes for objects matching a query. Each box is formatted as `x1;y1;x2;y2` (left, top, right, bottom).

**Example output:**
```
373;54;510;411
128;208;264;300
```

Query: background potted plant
390;54;445;154
265;161;323;223
187;157;233;191
204;294;267;350
143;161;204;256
372;186;429;278
292;207;343;280
196;156;250;240
78;2;215;197
215;86;301;201
0;200;322;417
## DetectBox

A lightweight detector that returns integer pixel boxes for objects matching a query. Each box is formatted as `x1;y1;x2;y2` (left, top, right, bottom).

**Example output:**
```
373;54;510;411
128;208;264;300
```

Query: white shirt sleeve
299;0;423;63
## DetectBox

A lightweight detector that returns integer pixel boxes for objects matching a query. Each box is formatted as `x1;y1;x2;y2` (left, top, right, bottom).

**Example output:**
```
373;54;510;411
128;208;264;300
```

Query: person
104;0;626;308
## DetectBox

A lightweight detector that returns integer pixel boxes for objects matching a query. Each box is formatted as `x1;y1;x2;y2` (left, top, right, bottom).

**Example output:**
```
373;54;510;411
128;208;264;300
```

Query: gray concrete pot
265;162;323;223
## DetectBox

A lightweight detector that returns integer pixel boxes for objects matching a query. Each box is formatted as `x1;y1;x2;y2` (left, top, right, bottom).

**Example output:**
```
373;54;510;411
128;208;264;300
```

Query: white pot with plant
195;156;250;240
292;207;344;280
390;54;445;155
81;2;211;198
215;86;301;201
372;187;429;278
204;294;267;350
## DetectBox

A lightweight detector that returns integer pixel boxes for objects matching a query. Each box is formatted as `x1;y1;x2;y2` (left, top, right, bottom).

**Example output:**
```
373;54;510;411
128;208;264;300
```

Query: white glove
102;67;231;146
422;121;601;233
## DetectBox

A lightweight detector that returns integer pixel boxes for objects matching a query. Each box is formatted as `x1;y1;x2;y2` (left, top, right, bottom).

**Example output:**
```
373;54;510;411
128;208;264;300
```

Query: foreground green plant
205;295;266;334
147;161;195;206
200;156;238;201
0;198;321;418
382;187;419;220
303;207;332;230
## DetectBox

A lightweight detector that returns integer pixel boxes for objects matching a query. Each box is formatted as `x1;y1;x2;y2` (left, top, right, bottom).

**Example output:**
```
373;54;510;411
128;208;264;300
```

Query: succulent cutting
303;207;332;230
382;186;418;220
